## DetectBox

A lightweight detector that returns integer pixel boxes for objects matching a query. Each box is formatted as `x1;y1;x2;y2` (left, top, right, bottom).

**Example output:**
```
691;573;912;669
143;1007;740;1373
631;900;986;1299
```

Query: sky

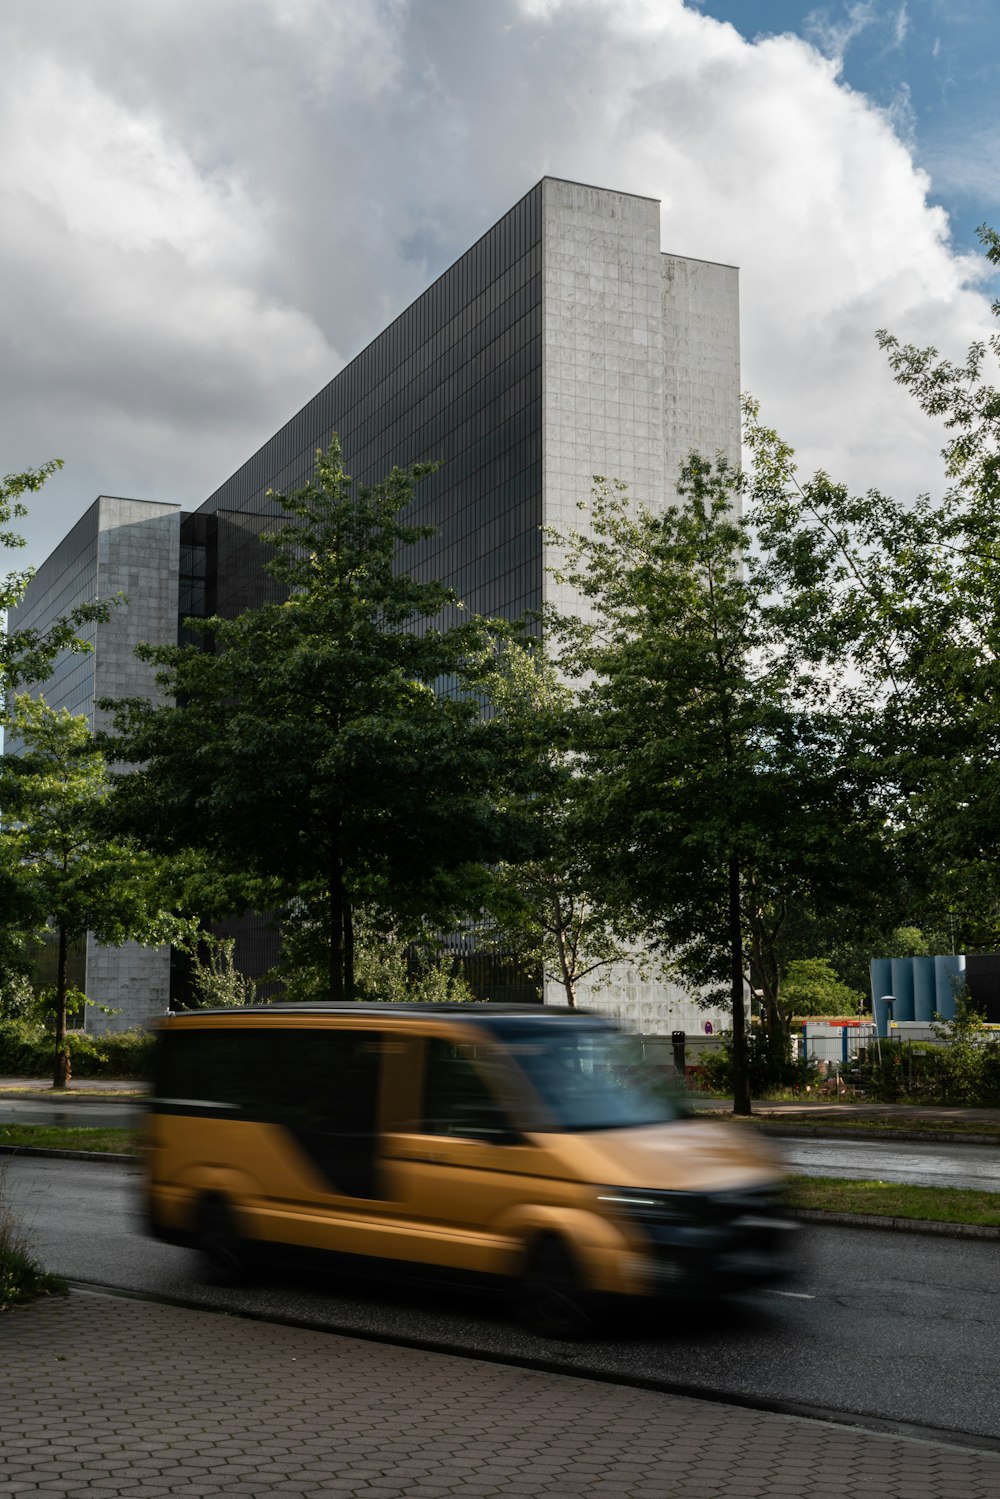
2;0;999;574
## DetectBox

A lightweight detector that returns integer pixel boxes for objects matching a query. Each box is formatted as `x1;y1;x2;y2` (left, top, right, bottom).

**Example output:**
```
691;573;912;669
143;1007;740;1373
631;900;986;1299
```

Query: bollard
671;1030;686;1076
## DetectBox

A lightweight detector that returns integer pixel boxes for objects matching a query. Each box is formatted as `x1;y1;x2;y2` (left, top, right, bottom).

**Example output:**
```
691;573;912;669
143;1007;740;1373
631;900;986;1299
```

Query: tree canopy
467;635;647;1007
544;444;903;1111
0;695;185;1085
104;440;534;1002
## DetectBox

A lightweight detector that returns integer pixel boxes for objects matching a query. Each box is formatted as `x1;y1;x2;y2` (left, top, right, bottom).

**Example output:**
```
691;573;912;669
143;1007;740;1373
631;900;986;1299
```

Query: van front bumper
597;1186;799;1294
641;1217;799;1293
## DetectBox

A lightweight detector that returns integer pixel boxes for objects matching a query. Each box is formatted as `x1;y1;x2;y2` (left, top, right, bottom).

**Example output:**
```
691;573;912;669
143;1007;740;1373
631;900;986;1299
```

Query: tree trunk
344;897;355;1002
52;923;71;1090
556;929;577;1008
550;881;578;1007
728;854;751;1115
747;893;788;1080
328;854;345;1003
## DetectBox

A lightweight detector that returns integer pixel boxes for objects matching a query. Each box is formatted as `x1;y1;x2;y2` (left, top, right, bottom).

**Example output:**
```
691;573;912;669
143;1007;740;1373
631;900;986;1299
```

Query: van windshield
502;1027;688;1132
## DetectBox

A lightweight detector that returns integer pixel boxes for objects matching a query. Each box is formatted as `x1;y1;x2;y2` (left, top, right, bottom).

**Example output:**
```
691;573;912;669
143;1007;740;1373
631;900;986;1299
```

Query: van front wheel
515;1236;592;1341
197;1196;250;1285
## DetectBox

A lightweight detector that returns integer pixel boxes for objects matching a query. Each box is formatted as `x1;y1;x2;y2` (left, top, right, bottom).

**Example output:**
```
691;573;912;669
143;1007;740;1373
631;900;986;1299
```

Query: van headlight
596;1186;781;1227
596;1188;703;1224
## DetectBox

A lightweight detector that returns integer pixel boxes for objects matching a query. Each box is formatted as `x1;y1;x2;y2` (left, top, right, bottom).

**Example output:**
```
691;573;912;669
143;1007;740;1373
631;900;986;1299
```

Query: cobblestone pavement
3;1292;1000;1498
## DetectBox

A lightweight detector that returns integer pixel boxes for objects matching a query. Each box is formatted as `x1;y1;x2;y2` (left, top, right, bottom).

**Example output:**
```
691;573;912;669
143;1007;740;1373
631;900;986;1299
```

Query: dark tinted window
420;1038;516;1140
155;1025;383;1195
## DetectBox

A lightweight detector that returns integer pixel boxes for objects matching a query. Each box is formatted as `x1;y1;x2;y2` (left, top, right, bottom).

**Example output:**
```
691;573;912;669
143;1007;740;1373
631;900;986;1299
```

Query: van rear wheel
515;1236;592;1341
197;1197;250;1285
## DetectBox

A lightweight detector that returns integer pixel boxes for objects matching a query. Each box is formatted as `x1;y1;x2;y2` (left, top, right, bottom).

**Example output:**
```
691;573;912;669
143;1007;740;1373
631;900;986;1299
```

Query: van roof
163;1002;614;1028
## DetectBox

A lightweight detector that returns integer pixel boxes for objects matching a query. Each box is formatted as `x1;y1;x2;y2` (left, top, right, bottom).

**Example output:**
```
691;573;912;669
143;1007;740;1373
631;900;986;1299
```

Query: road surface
781;1135;1000;1192
4;1153;1000;1446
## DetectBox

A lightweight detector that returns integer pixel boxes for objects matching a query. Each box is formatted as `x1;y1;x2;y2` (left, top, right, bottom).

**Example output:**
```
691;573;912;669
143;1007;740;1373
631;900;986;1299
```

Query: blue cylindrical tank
934;955;965;1021
912;956;936;1023
870;957;893;1035
890;957;915;1023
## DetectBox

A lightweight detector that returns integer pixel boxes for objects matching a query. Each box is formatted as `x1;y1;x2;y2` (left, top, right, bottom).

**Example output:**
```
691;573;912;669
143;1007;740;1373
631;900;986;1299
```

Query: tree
104;440;530;1003
547;458;896;1113
0;695;185;1087
741;226;1000;953
780;959;867;1018
1;461;112;709
269;896;476;1004
185;936;259;1008
352;911;475;1005
471;636;645;1007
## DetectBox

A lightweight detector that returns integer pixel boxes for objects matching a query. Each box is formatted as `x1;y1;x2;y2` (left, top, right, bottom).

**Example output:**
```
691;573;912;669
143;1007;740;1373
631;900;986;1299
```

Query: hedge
0;1020;154;1080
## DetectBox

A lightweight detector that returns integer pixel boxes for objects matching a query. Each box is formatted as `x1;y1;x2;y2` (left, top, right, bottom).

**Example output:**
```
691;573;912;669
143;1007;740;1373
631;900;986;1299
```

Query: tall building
6;495;179;1028
9;177;740;1034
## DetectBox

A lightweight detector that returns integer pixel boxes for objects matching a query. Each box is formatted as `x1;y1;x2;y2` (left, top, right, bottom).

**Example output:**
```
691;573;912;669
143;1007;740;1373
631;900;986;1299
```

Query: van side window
421;1039;515;1141
154;1026;383;1197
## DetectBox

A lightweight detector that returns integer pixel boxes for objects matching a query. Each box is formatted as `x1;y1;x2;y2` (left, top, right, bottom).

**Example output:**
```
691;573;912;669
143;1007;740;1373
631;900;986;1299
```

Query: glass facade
178;186;545;1005
7;502;99;722
194;183;543;628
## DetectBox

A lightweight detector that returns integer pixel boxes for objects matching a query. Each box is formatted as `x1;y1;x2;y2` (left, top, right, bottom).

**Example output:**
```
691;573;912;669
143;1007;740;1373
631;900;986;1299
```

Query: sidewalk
3;1290;1000;1499
0;1078;143;1093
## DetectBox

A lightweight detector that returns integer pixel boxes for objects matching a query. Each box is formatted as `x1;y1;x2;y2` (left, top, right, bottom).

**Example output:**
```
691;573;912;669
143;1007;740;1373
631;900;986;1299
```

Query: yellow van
142;1003;795;1335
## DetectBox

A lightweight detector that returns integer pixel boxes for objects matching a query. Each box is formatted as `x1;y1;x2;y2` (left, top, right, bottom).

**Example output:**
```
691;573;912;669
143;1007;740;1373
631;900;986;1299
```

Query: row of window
449;558;540;619
253;294;540;513
326;248;541;449
404;485;539;578
349;367;540;498
9;539;99;636
334;310;539;476
199;224;539;519
326;203;540;421
156;1026;523;1144
178;544;208;581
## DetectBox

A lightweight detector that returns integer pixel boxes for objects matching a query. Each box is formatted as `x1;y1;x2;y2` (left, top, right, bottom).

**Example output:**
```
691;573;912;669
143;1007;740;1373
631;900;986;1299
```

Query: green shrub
71;1029;155;1080
0;1018;153;1079
1;1167;66;1309
0;1019;49;1075
0;969;37;1021
860;1040;940;1101
696;1027;817;1097
932;998;1000;1106
854;1001;1000;1105
783;959;866;1018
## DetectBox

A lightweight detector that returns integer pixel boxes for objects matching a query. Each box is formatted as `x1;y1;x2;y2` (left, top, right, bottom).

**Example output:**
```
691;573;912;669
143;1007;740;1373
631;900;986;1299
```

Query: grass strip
0;1124;137;1155
693;1109;1000;1139
763;1115;1000;1137
785;1175;1000;1227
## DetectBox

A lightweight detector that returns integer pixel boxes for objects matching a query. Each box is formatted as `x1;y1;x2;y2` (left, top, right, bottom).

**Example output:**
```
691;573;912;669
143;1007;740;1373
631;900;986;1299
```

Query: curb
757;1123;1000;1147
790;1208;1000;1240
0;1145;135;1164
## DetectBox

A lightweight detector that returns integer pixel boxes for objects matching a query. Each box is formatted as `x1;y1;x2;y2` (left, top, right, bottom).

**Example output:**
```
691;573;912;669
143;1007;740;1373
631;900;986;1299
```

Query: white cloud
894;4;910;47
803;0;878;65
0;0;994;570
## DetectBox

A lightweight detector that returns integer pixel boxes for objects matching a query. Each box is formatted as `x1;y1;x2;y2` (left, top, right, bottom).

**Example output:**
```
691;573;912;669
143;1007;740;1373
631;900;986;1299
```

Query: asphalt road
780;1136;1000;1192
5;1154;1000;1446
0;1097;145;1129
7;1095;1000;1193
